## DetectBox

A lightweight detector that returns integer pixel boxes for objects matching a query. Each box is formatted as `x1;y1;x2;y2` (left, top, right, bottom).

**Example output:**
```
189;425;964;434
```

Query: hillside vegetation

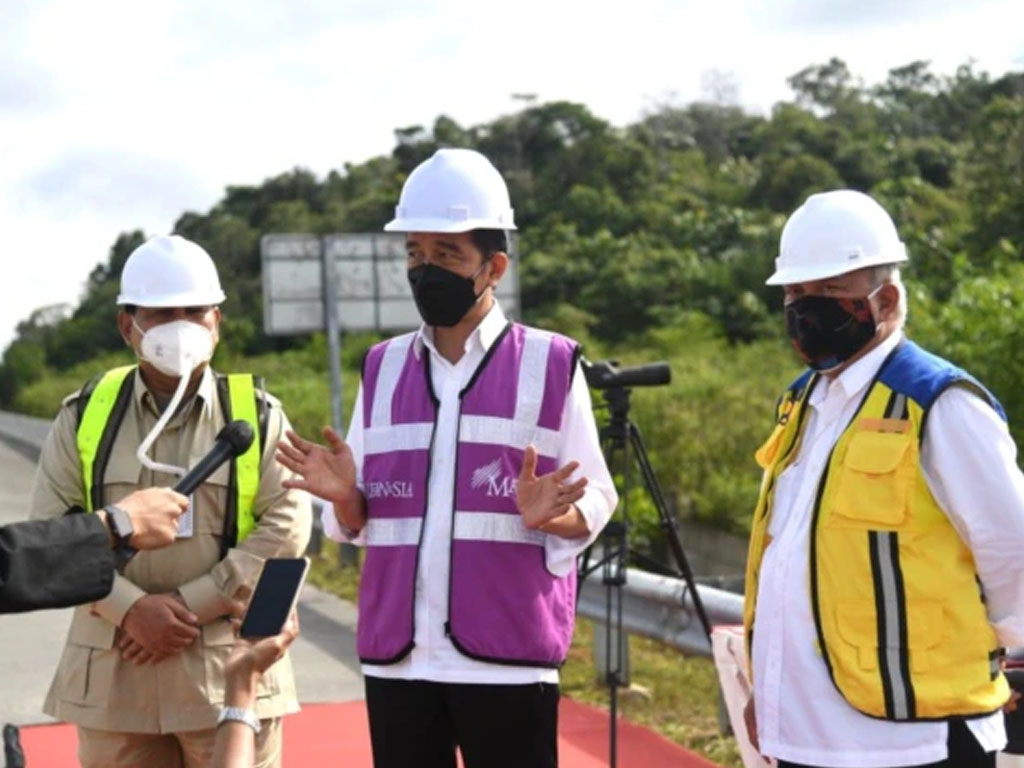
7;58;1024;538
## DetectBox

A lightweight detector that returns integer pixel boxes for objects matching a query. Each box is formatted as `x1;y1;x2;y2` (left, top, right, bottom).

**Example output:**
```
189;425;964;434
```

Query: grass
307;539;362;603
308;539;743;767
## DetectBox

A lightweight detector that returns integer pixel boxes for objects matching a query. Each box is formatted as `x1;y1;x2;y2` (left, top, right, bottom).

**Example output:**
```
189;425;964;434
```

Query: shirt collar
809;331;904;408
413;301;508;361
135;364;216;418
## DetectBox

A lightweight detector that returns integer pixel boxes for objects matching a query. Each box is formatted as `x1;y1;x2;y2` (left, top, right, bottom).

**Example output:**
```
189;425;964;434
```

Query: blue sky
1;0;1022;351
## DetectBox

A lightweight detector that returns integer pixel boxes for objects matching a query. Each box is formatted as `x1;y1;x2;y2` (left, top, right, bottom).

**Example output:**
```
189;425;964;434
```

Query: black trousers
777;719;996;768
364;676;559;768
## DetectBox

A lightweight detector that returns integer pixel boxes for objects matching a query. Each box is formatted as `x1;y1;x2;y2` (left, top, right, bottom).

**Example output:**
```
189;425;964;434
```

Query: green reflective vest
75;366;265;549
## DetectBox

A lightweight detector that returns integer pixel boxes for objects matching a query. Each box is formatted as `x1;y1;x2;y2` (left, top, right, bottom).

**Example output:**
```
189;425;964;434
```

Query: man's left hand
119;637;169;665
119;592;198;663
516;444;589;530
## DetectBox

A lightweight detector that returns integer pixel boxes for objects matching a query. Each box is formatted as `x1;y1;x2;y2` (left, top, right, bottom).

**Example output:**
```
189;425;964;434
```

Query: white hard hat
766;190;908;285
384;148;516;233
116;235;226;307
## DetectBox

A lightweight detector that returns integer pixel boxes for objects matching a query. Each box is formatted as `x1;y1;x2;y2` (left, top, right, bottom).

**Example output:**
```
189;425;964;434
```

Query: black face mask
784;293;878;372
407;263;486;327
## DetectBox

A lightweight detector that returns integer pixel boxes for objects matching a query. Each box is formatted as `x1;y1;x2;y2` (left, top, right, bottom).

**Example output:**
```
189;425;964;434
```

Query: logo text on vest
471;459;518;498
366;480;415;499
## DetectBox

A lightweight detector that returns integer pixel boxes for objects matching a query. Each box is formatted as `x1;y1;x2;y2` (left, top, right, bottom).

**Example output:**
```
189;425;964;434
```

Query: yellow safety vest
75;366;263;547
744;341;1010;721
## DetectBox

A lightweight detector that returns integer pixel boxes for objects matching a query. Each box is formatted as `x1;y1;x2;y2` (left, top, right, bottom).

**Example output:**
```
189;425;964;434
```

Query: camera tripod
579;376;713;768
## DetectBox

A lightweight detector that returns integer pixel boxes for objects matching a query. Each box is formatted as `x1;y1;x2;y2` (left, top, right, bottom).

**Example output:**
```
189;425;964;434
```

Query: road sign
261;232;520;335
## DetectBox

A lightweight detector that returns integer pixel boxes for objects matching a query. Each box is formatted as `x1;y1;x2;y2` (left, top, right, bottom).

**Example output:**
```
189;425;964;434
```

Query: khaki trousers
77;718;282;768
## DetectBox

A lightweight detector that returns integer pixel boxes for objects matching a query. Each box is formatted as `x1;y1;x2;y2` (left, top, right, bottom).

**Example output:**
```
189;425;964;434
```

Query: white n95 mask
136;319;214;378
132;318;215;485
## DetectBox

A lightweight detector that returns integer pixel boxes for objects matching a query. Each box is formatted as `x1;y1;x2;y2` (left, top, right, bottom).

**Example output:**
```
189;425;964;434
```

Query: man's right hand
277;428;358;505
117;487;190;550
120;593;199;661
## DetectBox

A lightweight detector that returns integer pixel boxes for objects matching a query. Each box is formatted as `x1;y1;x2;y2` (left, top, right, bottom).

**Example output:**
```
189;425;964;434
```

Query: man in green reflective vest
29;234;311;768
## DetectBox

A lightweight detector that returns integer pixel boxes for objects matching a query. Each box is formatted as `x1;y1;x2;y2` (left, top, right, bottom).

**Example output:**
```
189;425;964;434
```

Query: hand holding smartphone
239;557;310;639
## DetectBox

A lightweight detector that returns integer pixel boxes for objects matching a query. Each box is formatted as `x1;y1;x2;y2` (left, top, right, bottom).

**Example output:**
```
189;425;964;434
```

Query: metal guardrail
0;410;745;658
578;566;743;658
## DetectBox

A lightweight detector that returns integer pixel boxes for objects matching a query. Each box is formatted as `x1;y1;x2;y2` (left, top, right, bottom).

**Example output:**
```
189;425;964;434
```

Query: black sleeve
0;513;115;614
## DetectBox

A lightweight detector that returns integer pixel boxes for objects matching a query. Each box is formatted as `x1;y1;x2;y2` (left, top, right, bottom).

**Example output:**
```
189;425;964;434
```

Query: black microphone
174;420;255;495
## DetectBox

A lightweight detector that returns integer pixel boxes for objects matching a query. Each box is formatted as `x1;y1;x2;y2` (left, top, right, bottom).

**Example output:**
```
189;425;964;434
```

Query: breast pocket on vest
830;431;916;529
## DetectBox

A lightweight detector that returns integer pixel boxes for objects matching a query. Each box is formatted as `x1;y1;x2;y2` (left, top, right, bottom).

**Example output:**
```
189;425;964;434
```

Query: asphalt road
0;435;364;727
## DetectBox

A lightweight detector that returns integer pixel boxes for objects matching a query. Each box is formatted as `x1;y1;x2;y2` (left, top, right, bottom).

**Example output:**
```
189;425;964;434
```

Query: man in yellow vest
29;234;311;768
743;190;1024;768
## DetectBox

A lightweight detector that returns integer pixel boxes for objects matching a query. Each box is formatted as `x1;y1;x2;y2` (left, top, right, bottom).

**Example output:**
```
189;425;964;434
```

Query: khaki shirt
30;367;312;733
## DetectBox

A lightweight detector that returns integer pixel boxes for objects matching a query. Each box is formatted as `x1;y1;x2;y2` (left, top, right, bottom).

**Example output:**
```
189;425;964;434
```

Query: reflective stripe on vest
358;323;579;667
77;365;135;512
226;373;260;543
75;367;262;545
744;341;1009;720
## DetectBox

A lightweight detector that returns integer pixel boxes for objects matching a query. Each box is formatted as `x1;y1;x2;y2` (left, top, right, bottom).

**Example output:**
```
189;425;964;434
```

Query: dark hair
121;304;137;315
469;229;508;261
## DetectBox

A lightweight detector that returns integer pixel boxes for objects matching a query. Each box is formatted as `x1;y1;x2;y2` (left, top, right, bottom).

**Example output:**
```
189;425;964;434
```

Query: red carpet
19;698;719;767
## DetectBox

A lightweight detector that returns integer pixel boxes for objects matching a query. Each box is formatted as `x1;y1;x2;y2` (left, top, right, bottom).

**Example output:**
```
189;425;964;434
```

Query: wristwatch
102;503;137;564
217;706;261;733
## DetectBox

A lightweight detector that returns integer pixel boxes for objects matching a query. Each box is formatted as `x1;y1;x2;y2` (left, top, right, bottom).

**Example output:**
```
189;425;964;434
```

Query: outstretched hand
276;428;357;503
516;444;588;530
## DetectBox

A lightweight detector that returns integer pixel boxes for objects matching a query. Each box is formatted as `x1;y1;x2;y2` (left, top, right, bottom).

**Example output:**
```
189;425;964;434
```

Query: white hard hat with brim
385;148;516;234
765;246;908;285
117;235;226;307
766;189;908;286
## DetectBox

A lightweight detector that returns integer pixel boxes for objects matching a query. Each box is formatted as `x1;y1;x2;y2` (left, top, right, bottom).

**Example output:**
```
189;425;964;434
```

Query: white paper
176;495;195;538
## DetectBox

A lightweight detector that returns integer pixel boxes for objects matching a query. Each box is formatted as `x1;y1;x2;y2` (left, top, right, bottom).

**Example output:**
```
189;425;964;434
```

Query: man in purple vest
277;148;618;767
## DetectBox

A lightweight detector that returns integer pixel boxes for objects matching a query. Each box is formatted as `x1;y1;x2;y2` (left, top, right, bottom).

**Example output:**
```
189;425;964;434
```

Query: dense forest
5;58;1024;536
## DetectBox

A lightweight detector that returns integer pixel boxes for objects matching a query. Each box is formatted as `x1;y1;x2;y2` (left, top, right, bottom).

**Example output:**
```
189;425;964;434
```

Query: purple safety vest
358;321;580;667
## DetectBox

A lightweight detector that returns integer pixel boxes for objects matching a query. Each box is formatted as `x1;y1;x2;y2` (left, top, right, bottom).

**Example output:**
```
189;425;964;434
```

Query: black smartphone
239;557;310;638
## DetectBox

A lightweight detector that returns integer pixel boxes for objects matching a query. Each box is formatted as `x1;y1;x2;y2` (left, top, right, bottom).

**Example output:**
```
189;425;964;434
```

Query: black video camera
580;358;671;390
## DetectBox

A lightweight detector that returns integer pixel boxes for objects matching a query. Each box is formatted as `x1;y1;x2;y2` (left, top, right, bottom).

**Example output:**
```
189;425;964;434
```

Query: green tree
962;96;1024;261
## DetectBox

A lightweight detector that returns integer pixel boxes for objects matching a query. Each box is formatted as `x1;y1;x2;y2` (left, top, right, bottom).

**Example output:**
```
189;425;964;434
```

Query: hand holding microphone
108;421;255;556
174;420;255;495
114;488;190;550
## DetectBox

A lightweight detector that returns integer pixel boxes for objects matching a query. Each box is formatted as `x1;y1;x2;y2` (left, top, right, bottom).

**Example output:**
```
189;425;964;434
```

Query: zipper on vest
807;369;883;701
412;415;440;652
444;327;506;644
808;445;838;688
445;402;463;642
407;351;440;659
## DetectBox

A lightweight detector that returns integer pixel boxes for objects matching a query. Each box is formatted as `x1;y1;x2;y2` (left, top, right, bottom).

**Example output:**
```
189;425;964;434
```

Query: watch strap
103;504;137;563
217;706;261;733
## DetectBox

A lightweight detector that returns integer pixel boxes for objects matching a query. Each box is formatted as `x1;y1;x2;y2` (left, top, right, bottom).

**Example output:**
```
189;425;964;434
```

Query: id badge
176;495;195;538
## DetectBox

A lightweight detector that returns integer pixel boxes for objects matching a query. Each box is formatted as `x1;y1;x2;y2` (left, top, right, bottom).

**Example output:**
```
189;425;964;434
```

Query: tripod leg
593;422;632;768
628;422;714;641
605;577;619;768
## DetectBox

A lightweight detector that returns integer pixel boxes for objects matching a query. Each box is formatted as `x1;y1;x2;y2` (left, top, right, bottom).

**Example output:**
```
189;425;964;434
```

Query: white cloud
1;0;1023;353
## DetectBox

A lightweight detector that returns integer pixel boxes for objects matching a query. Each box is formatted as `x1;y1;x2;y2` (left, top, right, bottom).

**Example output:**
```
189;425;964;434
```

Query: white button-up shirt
753;331;1024;767
323;303;618;684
